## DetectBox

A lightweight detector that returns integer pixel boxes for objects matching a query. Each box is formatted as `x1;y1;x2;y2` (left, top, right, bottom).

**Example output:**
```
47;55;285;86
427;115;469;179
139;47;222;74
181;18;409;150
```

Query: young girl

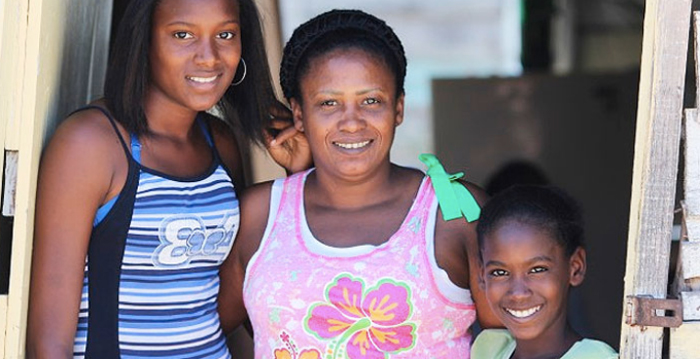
473;185;618;359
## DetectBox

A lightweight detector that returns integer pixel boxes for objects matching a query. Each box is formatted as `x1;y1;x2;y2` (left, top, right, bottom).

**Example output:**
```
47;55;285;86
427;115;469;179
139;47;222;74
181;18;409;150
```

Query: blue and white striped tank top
73;107;237;359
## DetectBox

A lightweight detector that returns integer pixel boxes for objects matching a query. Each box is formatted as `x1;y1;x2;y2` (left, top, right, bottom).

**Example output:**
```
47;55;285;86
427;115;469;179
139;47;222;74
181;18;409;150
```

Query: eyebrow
484;260;506;267
527;256;554;264
165;20;239;27
356;87;384;95
484;256;554;267
315;88;385;96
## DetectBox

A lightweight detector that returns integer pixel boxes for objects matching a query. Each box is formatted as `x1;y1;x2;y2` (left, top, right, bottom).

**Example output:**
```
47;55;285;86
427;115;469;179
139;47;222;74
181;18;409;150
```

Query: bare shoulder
42;108;127;188
459;179;489;208
431;177;489;286
437;179;489;235
54;108;122;145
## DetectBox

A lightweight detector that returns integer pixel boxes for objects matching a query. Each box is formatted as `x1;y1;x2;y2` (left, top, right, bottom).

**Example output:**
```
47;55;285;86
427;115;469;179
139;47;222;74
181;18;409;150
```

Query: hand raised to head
264;104;312;174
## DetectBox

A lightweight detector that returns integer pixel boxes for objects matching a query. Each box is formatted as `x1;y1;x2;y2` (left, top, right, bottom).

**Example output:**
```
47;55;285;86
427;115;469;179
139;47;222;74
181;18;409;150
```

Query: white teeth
505;305;541;318
187;75;218;83
334;140;371;149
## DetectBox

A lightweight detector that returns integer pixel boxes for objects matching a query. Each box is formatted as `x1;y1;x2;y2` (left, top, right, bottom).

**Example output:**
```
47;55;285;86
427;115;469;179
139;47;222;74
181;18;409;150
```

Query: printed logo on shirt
153;212;238;267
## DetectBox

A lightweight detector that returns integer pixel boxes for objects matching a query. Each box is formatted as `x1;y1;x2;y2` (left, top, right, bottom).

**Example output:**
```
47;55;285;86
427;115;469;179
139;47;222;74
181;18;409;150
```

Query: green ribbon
419;153;481;222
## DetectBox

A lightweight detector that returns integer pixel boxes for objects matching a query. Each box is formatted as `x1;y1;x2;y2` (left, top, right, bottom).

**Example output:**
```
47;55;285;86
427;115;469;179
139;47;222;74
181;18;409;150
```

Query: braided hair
476;185;585;258
280;9;407;102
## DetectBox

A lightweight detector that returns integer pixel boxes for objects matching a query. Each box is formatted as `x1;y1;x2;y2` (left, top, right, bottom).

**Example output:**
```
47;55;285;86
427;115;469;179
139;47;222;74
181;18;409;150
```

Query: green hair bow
419;153;481;222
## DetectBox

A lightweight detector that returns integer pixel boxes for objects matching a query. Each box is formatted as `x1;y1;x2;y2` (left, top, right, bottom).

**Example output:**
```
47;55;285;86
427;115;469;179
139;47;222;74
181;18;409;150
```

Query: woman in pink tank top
219;9;500;359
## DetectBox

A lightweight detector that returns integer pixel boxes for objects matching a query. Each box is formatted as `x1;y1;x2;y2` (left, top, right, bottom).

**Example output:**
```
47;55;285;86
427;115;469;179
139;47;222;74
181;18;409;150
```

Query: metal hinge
625;295;683;328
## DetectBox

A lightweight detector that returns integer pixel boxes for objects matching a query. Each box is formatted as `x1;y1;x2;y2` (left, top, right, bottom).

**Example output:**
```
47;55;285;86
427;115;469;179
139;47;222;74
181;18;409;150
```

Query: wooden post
669;11;700;357
0;296;6;355
0;0;112;356
619;0;692;357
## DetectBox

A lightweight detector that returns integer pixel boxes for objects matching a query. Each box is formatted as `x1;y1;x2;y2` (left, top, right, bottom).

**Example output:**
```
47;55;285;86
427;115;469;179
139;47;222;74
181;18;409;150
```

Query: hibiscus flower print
274;348;322;359
304;274;417;359
274;332;322;359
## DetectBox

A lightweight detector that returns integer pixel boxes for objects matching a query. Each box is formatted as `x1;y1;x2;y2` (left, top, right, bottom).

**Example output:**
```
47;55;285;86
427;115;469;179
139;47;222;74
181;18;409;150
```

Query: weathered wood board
619;0;692;358
0;295;6;356
1;0;113;357
680;292;700;320
670;322;700;359
685;109;700;241
680;241;700;280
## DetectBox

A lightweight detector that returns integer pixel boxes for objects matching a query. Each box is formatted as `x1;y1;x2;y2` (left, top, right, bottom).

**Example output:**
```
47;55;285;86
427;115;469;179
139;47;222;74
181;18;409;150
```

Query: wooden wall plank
696;12;700;109
685;109;700;241
670;322;700;359
680;292;700;320
619;0;692;358
680;241;700;280
0;0;29;355
3;0;113;356
0;295;6;356
0;0;30;190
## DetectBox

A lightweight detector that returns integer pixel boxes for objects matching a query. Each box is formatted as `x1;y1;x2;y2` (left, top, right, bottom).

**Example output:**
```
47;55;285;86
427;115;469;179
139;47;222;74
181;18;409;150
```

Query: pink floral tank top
243;170;477;359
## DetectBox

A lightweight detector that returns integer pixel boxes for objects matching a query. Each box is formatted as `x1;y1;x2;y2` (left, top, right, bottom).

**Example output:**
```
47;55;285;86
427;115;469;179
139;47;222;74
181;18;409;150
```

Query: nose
338;104;366;133
507;277;532;300
194;38;218;67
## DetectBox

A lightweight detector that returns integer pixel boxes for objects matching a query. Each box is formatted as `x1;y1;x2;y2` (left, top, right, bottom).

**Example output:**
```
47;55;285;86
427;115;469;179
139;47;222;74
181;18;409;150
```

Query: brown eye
530;266;548;274
173;32;193;40
490;269;508;277
218;31;236;40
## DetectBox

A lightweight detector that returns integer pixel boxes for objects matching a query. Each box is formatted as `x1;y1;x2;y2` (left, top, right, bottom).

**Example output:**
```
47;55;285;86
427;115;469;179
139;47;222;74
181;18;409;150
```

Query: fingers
262;126;275;147
268;117;293;130
270;126;302;147
269;101;293;121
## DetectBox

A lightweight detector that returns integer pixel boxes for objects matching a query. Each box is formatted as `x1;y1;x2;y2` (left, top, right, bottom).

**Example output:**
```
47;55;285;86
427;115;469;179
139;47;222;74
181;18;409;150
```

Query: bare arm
461;181;501;329
434;181;502;330
27;110;126;358
218;182;273;335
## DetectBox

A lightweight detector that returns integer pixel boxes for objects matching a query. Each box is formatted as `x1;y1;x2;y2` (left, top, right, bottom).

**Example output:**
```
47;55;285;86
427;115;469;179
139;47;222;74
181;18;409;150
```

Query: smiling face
290;48;404;181
480;220;585;344
148;0;241;114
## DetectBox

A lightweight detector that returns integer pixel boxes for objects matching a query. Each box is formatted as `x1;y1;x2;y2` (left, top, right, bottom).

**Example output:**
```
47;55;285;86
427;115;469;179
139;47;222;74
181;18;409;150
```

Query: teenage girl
27;0;309;357
473;185;618;359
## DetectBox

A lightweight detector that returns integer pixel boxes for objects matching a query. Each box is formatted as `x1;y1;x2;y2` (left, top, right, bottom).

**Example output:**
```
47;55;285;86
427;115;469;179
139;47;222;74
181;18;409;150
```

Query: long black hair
104;0;277;144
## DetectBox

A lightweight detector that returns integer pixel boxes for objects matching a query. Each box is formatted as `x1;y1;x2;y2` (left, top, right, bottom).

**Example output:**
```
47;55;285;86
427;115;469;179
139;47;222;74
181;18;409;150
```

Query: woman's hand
264;105;312;174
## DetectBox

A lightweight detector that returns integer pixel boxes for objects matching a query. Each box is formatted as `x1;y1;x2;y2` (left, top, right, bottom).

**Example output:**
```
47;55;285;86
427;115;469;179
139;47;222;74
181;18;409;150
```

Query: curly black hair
476;185;585;258
280;9;407;102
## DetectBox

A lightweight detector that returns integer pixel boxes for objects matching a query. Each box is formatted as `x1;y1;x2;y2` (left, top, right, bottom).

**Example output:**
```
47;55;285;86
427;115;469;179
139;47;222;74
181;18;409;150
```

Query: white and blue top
72;106;238;359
